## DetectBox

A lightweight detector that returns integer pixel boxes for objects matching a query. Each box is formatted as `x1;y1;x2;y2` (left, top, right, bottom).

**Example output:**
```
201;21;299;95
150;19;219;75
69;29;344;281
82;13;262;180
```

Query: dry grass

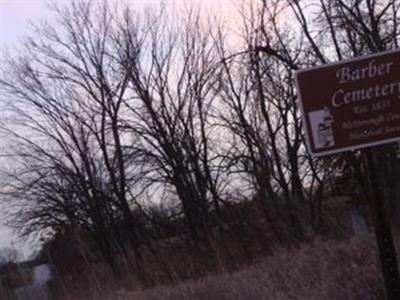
57;231;400;300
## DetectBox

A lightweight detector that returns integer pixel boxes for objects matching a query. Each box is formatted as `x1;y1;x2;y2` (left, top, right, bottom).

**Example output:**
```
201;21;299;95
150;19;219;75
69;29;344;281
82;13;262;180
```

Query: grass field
55;231;400;300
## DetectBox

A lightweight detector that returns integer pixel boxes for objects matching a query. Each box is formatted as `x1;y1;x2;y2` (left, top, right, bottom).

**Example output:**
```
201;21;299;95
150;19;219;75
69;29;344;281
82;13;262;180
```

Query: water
351;206;369;239
15;264;52;300
33;264;51;285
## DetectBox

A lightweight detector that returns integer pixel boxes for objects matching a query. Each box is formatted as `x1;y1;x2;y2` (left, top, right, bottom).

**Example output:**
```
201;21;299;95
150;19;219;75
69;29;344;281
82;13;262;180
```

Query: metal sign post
295;50;400;299
365;148;400;299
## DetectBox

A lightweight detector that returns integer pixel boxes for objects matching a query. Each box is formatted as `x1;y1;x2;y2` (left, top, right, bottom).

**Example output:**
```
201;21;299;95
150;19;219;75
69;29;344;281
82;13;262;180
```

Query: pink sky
0;0;48;47
0;0;238;47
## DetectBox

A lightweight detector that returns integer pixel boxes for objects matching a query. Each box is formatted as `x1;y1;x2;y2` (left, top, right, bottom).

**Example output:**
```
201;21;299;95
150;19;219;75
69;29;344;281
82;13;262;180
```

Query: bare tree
214;0;399;239
0;1;398;286
0;1;145;270
116;7;225;248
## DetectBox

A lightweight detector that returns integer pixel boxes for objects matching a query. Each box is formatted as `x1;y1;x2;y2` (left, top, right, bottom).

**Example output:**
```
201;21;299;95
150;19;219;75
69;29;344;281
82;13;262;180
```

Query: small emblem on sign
309;106;335;149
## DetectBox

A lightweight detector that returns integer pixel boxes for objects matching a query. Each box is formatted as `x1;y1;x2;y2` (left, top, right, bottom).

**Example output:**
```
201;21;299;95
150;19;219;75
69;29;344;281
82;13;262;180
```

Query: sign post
365;148;400;299
296;50;400;299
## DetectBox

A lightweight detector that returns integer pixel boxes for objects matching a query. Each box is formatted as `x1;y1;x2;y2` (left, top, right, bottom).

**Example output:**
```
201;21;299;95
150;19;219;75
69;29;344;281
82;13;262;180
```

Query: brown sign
296;50;400;156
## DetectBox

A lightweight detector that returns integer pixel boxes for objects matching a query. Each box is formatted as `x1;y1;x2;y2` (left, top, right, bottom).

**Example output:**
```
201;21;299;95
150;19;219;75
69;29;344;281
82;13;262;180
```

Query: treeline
0;0;399;280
